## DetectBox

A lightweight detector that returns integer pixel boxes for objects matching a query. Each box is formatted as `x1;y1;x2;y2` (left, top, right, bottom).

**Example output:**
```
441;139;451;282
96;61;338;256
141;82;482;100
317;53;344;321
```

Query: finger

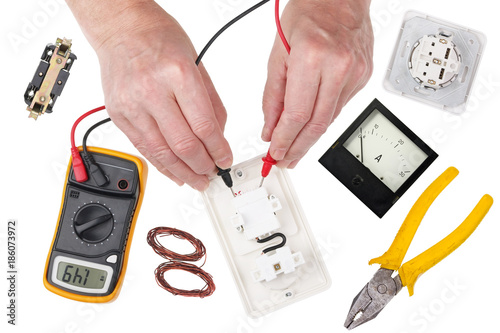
198;62;227;132
276;153;306;169
149;96;218;176
171;62;233;169
262;37;288;142
268;54;321;161
282;72;344;163
116;112;210;191
332;73;365;122
109;113;185;186
288;159;300;169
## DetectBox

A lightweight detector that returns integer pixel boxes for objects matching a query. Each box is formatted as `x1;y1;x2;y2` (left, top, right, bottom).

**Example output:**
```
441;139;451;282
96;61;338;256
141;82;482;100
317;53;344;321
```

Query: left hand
262;0;374;168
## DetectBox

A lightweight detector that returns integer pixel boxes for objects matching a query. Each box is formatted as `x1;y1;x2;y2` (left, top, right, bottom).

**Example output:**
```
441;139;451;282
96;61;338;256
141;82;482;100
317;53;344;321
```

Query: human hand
67;0;232;191
262;0;374;168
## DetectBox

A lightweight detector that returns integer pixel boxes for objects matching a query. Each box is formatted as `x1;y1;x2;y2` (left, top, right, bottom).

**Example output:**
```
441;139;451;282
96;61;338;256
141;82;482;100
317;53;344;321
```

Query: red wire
275;0;291;54
70;105;106;149
261;0;289;169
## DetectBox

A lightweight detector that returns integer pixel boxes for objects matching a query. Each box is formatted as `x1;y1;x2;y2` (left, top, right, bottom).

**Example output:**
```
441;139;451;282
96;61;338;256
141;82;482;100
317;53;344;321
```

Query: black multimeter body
44;147;146;302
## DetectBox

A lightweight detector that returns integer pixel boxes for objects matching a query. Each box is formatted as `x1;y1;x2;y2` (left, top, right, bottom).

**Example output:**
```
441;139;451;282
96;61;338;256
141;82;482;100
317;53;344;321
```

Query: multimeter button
106;255;118;264
74;203;114;243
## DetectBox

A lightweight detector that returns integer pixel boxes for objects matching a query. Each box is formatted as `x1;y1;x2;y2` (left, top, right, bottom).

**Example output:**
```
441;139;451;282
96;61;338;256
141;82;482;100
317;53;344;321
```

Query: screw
40;96;46;102
352;176;362;186
234;169;245;179
38;72;43;77
57;80;62;85
56;58;62;64
285;292;293;297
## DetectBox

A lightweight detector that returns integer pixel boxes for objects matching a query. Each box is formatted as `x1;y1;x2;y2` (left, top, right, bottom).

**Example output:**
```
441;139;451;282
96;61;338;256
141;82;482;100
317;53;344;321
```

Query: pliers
344;167;493;330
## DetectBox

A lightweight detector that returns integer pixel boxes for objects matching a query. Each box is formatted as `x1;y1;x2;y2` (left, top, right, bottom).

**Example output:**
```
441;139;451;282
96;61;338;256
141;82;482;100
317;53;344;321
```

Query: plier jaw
344;268;402;330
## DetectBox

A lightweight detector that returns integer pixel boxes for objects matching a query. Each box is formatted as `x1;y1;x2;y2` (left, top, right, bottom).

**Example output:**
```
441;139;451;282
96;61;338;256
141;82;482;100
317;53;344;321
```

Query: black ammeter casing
44;147;147;302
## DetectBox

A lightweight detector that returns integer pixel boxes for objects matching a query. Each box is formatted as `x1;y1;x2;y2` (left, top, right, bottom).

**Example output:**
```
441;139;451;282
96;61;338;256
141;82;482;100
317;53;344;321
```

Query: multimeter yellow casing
43;146;147;303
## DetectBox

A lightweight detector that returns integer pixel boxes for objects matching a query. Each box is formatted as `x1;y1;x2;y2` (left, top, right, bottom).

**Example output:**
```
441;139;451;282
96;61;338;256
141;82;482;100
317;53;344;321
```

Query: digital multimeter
44;146;147;302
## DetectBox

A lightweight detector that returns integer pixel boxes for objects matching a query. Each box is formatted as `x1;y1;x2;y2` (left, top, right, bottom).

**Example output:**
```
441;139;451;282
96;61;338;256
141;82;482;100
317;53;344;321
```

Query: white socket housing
384;11;486;113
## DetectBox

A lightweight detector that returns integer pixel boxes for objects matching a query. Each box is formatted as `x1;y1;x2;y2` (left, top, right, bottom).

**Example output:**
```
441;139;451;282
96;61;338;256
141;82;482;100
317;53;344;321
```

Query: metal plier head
345;268;402;330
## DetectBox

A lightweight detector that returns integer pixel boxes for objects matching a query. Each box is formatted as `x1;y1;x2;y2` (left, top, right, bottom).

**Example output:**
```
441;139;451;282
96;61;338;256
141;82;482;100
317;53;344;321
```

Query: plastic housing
384;11;486;113
202;155;331;318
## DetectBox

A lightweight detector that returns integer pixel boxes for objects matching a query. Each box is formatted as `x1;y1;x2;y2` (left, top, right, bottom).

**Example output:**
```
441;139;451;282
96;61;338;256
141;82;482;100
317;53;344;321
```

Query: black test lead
194;1;274;196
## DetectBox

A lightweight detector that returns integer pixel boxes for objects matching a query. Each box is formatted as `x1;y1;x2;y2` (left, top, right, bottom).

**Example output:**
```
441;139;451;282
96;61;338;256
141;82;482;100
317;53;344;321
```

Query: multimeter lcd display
342;109;429;192
56;261;108;289
319;99;437;218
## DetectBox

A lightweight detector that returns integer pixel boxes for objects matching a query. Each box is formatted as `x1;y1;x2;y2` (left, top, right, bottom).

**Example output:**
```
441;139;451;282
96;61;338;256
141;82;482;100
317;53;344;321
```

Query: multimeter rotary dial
74;203;114;243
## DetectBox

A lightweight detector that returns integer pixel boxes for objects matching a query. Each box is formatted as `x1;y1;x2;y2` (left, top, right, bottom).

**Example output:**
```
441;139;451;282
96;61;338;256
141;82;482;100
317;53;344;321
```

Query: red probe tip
71;147;88;182
261;151;277;178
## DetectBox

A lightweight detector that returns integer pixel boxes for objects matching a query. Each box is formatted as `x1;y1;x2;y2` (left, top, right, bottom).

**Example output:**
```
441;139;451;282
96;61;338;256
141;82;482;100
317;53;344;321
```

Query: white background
1;0;499;332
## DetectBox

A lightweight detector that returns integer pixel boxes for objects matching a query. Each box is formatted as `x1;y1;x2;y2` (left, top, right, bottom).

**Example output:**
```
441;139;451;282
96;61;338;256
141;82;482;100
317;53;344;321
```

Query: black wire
195;0;271;66
196;2;271;185
77;1;269;185
257;232;287;254
82;117;112;155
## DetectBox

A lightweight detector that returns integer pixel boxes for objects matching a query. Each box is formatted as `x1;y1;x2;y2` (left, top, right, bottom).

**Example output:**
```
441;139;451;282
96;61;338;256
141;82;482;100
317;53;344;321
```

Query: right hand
93;2;232;191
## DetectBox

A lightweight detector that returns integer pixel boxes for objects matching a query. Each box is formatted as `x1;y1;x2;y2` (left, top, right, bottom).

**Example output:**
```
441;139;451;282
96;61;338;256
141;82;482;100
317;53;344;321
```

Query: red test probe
259;151;277;187
260;0;290;188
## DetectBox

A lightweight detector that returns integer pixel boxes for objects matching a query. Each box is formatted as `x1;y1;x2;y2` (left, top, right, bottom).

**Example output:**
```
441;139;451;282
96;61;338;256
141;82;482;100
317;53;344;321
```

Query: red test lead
259;151;277;187
70;147;88;182
70;105;106;183
258;0;289;188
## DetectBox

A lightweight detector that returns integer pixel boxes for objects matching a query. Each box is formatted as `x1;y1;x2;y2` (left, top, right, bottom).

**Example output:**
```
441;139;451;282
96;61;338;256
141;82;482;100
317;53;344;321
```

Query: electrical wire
78;116;113;187
147;227;206;262
70;105;106;150
274;0;290;54
154;261;215;298
70;105;106;182
257;232;287;254
72;0;278;152
147;226;214;297
195;0;271;66
259;0;291;186
82;117;112;156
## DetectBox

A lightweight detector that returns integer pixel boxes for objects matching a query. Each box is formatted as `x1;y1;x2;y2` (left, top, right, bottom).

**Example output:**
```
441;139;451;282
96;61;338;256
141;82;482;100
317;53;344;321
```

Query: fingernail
194;179;210;192
288;160;300;169
216;156;233;169
271;148;287;161
276;160;289;168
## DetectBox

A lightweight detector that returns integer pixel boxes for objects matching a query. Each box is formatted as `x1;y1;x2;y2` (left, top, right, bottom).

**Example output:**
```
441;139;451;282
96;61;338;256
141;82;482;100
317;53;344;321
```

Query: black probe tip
217;167;233;188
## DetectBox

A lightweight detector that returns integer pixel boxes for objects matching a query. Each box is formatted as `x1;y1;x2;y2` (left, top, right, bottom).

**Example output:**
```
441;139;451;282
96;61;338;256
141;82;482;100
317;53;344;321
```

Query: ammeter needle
359;127;364;163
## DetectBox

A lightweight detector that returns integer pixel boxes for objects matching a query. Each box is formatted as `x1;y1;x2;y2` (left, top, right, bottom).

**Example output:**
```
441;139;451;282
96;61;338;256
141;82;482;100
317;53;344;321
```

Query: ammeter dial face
343;109;428;192
319;99;438;218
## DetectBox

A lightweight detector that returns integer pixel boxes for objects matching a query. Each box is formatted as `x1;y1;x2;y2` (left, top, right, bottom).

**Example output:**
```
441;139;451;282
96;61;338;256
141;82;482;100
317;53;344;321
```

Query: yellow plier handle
369;167;460;270
399;194;493;296
370;167;494;297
